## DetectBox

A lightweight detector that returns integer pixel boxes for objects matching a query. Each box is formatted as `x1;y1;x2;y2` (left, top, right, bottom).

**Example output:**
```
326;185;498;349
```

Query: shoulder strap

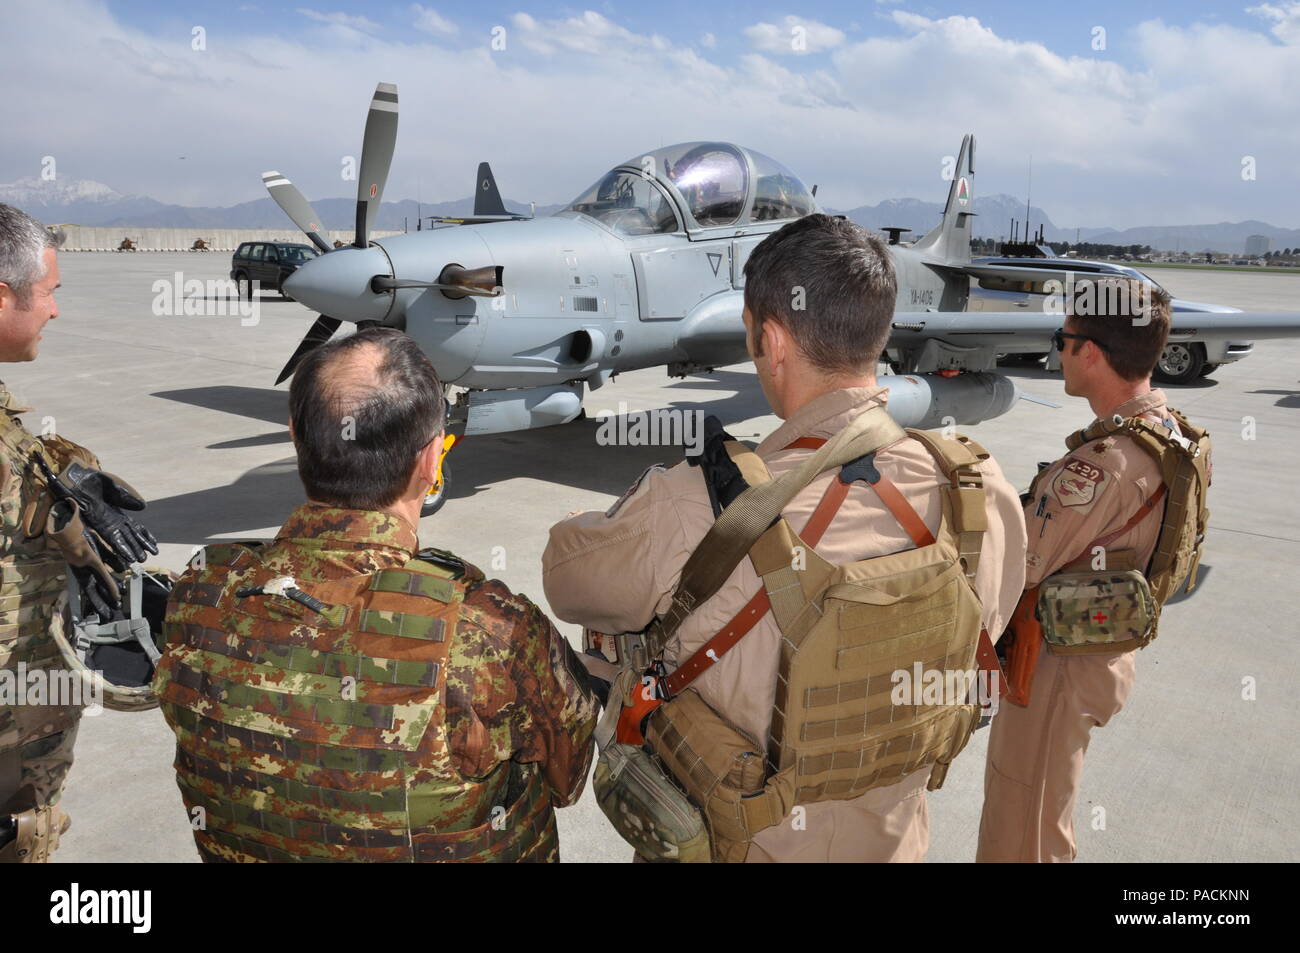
648;406;905;656
905;429;990;581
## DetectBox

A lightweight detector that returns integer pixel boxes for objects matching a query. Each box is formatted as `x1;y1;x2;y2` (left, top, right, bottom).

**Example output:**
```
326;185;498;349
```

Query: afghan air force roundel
1052;458;1105;507
957;177;970;207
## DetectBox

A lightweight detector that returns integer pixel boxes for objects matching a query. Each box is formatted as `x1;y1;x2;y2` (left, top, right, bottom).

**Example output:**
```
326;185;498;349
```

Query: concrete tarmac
10;252;1296;863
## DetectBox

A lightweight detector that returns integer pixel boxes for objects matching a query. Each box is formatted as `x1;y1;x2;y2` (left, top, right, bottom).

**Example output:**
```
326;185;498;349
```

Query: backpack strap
661;423;939;699
645;406;906;660
905;430;990;581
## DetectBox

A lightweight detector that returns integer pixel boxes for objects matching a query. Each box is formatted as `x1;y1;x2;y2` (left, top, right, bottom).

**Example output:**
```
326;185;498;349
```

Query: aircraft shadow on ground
1247;389;1300;408
144;374;767;540
144;457;302;546
153;385;287;426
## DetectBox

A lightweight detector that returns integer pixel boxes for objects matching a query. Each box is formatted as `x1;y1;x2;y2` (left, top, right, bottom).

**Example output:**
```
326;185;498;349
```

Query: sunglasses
1052;328;1109;353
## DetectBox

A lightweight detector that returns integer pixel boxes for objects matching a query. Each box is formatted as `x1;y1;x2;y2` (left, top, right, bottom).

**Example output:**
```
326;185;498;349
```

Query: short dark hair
1065;277;1172;382
742;213;897;375
288;327;445;510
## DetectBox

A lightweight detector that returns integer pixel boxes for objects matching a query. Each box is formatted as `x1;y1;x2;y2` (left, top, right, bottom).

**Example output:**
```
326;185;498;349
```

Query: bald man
154;327;597;863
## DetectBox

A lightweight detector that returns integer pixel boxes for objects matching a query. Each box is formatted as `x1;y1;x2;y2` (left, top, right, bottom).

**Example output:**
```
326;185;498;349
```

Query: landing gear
420;464;449;517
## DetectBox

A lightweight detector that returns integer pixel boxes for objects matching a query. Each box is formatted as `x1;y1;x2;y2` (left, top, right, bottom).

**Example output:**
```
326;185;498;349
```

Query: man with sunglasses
977;277;1210;862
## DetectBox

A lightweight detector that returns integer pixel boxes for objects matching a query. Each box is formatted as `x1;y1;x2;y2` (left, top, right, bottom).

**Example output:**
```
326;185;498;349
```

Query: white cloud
1247;1;1300;43
411;4;457;37
1;1;1296;231
296;8;381;34
701;32;716;49
745;16;845;55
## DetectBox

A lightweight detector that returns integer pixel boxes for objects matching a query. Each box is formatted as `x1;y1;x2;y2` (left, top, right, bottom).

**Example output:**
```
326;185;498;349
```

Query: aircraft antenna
1025;154;1032;243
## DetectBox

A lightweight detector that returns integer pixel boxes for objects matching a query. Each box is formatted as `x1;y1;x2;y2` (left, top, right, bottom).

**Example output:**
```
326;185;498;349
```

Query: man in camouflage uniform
1;204;159;862
978;278;1204;862
154;327;597;862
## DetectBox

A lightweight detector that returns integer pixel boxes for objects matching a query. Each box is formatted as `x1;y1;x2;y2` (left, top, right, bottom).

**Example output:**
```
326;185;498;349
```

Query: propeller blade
262;172;331;253
354;82;398;248
276;315;342;385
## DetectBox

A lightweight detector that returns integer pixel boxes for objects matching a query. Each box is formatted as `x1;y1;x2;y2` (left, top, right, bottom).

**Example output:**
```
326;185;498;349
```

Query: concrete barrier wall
57;226;403;252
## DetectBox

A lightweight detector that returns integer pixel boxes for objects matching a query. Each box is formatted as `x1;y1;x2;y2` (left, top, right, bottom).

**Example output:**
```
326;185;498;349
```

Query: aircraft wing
887;309;1300;373
890;310;1300;346
429;214;529;225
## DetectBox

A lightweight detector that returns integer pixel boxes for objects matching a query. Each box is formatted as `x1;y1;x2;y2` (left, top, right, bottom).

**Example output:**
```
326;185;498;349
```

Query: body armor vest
159;542;557;862
0;394;79;777
599;409;992;862
1037;408;1211;655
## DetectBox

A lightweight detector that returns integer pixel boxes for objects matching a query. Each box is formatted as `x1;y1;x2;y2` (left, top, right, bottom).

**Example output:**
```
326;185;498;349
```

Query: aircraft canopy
565;142;816;233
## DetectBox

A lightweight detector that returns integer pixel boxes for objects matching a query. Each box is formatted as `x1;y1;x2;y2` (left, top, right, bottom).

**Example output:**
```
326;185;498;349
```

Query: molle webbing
1064;408;1211;607
646;421;991;861
163;549;553;863
646;406;906;661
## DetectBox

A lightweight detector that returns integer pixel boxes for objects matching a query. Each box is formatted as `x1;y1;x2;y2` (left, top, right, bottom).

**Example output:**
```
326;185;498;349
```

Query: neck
1088;376;1151;420
781;369;878;418
380;498;422;536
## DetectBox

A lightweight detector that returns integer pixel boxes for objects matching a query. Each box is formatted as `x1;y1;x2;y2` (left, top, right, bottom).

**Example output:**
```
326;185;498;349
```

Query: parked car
969;257;1255;384
230;242;320;300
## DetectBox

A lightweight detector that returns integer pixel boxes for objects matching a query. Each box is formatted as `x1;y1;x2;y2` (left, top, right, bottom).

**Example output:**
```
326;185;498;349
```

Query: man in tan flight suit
543;214;1027;862
977;278;1190;862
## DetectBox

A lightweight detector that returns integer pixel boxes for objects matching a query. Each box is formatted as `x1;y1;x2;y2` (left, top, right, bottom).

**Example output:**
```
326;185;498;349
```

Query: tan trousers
977;642;1136;862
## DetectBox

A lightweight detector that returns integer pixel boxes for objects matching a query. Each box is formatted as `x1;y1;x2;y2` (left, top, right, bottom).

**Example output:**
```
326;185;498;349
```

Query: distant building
1245;234;1270;256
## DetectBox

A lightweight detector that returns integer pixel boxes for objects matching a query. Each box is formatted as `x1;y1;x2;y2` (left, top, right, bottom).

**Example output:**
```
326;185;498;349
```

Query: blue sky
6;1;1299;229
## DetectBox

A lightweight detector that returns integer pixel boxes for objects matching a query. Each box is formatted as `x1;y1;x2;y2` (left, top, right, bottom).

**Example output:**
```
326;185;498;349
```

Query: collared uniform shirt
1024;390;1181;583
544;387;1027;861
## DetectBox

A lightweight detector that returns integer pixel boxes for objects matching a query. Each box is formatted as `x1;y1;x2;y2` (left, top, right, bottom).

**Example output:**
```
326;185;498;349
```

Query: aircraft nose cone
283;244;393;321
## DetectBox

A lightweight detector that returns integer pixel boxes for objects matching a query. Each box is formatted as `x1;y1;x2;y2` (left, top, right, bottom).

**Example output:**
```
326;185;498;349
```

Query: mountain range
4;177;1297;254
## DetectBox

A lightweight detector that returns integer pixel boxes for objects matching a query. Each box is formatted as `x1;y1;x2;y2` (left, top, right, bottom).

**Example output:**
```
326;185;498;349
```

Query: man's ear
416;431;445;486
761;316;787;367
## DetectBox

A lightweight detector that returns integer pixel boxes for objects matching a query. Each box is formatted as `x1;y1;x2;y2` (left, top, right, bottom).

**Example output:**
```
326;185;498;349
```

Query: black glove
51;462;158;566
73;563;121;621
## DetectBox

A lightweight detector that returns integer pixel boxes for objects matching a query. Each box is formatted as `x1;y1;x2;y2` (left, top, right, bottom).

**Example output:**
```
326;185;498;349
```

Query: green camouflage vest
157;541;557;862
0;385;79;779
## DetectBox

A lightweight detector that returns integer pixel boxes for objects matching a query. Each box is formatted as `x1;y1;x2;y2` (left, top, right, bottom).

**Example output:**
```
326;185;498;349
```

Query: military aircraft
265;83;1300;446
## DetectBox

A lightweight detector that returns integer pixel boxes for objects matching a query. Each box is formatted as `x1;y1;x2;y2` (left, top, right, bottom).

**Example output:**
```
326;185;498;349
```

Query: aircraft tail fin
473;162;508;217
911;134;975;265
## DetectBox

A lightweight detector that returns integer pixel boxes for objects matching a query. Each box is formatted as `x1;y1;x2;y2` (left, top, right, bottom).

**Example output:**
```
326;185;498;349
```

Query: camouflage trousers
15;726;80;807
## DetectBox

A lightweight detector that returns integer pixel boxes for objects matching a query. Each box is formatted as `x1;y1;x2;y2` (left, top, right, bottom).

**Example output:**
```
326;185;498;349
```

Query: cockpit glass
747;150;816;223
660;143;748;227
566;171;679;235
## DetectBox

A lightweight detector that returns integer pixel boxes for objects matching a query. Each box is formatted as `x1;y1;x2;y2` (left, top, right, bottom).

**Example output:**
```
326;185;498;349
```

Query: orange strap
1079;483;1167;563
663;436;934;698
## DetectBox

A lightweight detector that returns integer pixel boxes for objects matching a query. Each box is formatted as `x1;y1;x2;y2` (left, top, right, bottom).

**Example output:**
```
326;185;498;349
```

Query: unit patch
1052;458;1105;508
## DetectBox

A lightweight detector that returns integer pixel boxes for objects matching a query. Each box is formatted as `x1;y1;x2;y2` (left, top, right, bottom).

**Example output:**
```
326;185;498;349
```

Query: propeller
275;315;341;385
261;172;331;253
354;83;398;248
263;82;400;384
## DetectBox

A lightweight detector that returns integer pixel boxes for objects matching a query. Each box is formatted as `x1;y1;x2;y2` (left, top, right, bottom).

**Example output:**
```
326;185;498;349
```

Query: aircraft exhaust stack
438;264;503;299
